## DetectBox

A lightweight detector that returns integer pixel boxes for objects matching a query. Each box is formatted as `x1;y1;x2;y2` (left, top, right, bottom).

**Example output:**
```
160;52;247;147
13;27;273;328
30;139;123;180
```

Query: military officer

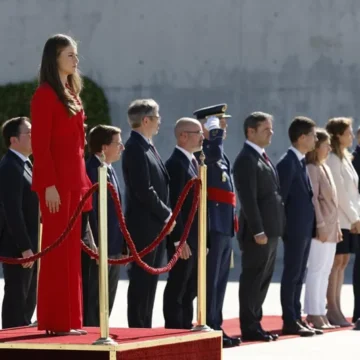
193;104;241;348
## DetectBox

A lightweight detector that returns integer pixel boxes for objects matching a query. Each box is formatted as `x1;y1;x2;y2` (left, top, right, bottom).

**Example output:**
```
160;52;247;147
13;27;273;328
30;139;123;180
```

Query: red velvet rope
0;178;200;275
81;178;200;275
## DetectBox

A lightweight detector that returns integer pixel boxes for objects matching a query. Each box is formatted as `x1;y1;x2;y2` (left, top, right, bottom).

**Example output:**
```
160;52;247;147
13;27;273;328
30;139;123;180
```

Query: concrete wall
1;0;360;260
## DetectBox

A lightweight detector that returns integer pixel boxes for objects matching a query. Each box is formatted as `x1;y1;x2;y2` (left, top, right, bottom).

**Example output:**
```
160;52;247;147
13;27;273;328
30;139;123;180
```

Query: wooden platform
0;326;222;360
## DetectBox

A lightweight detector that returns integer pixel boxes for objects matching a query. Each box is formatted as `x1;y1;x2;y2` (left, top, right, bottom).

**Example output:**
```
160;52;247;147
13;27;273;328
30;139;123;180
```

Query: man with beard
163;117;204;329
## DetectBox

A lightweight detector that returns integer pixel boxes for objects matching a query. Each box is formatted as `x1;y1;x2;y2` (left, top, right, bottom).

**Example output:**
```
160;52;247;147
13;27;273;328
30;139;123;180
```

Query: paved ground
0;254;357;359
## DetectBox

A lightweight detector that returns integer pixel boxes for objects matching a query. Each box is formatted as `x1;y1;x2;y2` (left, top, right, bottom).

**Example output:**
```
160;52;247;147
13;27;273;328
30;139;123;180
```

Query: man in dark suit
277;116;318;336
85;124;126;326
233;112;284;341
193;104;241;348
122;99;175;328
351;128;360;328
163;117;203;329
0;117;39;328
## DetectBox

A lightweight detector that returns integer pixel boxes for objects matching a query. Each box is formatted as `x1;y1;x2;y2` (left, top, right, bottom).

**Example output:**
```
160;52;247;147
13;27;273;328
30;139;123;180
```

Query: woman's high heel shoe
306;315;327;330
45;329;81;336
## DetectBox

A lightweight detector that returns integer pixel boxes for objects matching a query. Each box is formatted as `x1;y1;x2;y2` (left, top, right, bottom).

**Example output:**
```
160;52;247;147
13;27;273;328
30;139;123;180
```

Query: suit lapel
7;151;32;180
343;156;358;189
112;168;122;197
174;148;197;178
151;146;170;181
131;131;170;182
288;150;312;195
259;154;279;186
24;163;32;179
320;164;338;207
244;144;279;188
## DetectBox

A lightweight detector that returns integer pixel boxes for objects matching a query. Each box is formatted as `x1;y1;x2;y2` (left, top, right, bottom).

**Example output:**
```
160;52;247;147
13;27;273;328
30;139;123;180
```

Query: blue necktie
301;158;312;192
108;167;119;196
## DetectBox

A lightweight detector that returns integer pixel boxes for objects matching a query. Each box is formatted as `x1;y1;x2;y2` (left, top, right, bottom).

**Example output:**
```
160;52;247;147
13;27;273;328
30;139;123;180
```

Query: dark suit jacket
0;150;39;256
233;143;285;244
86;155;124;256
122;131;171;250
166;148;199;250
353;145;360;192
196;128;236;236
276;149;315;239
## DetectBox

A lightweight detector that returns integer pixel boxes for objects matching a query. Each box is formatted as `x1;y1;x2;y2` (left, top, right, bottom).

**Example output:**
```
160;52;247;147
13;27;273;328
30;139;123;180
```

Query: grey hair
127;99;159;128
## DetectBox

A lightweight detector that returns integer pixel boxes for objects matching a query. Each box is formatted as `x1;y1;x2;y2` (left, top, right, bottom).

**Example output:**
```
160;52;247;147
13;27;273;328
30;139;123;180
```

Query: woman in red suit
31;34;90;335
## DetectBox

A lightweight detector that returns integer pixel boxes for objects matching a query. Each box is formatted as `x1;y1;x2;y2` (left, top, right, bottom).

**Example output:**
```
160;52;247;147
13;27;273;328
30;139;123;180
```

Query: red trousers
37;189;83;332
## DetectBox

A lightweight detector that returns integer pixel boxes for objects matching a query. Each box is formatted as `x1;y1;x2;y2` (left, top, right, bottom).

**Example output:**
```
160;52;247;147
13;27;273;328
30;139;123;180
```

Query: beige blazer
326;152;360;230
307;163;340;242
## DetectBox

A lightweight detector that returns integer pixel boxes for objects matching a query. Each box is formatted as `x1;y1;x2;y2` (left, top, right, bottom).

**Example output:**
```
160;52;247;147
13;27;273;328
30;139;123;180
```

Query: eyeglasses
111;141;124;147
148;115;161;121
183;130;204;135
18;131;31;136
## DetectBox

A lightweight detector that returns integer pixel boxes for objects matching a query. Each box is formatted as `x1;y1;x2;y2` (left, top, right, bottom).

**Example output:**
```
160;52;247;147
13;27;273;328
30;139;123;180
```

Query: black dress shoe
282;321;315;337
354;319;360;330
265;331;279;340
222;337;234;348
258;327;279;341
241;329;273;342
222;332;241;347
299;320;323;335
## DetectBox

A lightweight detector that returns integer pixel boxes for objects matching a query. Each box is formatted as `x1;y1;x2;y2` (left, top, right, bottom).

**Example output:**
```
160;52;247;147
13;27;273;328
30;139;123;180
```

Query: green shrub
0;77;111;156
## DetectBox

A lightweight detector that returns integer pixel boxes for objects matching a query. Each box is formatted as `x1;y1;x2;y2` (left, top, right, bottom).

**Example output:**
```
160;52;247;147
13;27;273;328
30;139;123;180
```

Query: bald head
175;118;201;139
174;117;203;153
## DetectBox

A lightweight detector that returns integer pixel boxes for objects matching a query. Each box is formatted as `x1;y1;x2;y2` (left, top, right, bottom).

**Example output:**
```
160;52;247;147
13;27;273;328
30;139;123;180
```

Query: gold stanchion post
93;162;117;345
192;150;211;332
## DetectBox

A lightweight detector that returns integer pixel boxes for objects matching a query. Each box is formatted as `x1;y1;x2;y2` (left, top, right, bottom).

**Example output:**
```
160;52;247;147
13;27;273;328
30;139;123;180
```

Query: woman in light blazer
325;117;360;327
304;128;342;329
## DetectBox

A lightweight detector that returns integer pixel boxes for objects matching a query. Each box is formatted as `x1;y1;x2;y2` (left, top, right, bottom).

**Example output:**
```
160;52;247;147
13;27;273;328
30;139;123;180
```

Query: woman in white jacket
326;117;360;327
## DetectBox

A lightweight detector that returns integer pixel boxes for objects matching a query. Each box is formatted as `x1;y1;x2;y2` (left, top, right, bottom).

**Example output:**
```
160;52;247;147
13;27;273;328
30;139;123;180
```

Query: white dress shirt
9;148;29;163
245;140;264;156
175;145;195;162
289;146;305;163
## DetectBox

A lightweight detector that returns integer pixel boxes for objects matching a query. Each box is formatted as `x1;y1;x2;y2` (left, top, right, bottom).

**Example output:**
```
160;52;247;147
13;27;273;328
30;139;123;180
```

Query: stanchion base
92;337;118;345
191;324;213;332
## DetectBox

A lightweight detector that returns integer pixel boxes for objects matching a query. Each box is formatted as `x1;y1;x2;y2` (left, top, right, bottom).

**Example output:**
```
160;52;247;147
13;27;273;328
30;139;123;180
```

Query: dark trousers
239;236;278;333
281;235;312;324
81;211;93;326
353;249;360;322
206;232;232;330
2;263;37;329
86;255;121;327
81;250;92;326
127;241;165;328
163;245;197;329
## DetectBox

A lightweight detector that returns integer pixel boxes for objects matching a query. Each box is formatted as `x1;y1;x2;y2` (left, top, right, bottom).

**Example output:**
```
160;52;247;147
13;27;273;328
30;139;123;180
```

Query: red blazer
31;83;89;194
